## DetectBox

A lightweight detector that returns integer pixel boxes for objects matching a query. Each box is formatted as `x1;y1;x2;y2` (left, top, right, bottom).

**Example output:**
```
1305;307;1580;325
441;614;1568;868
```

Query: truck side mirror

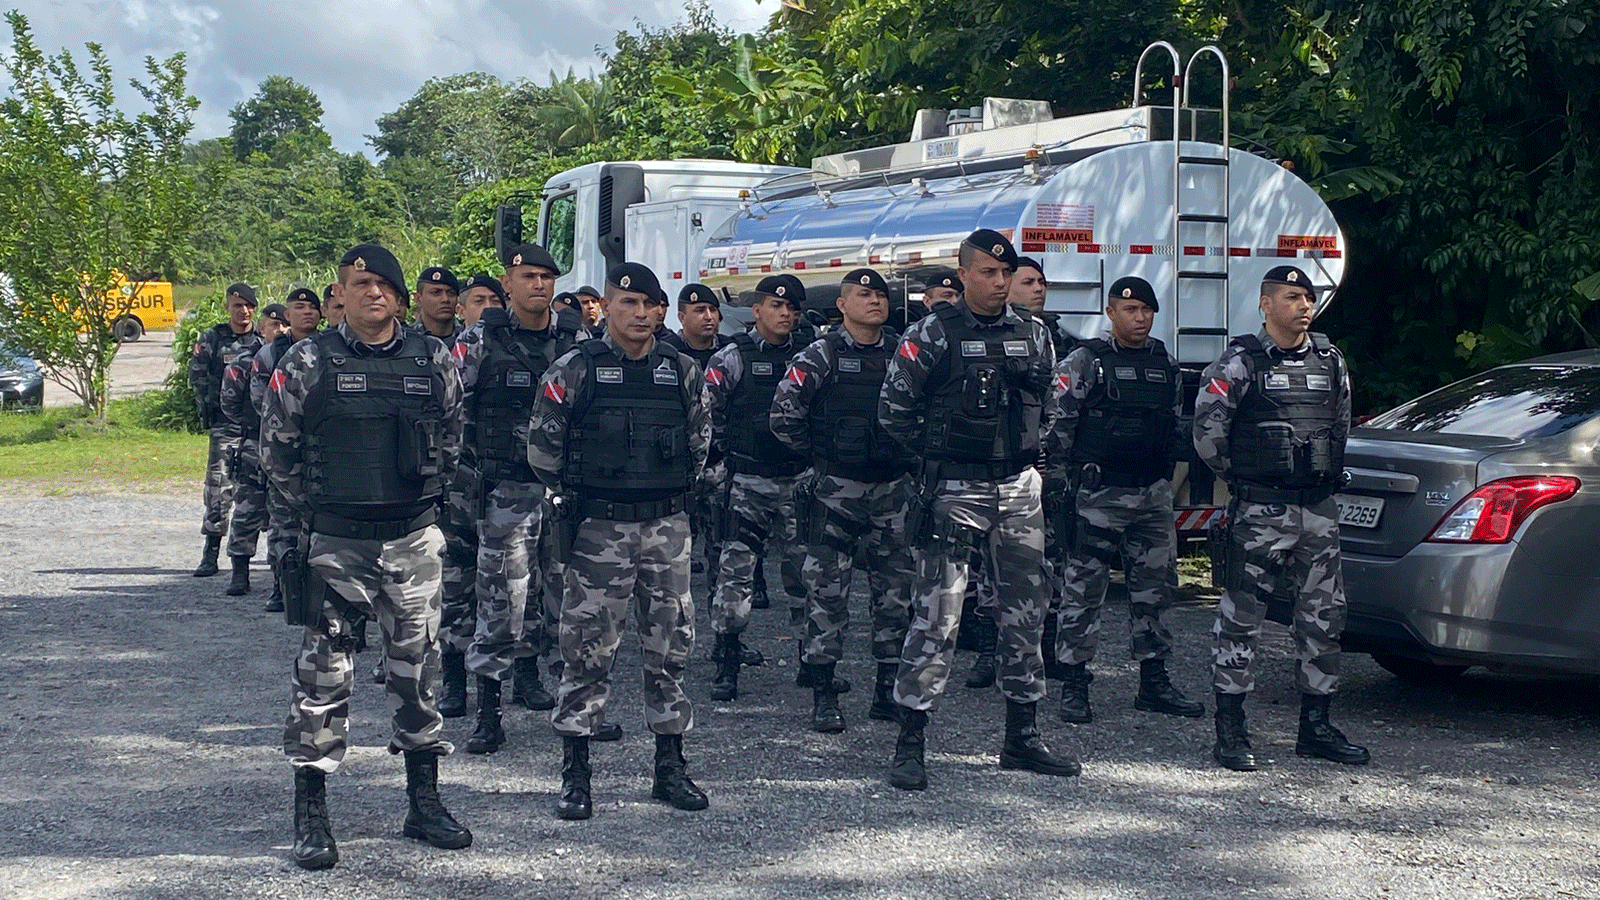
494;205;523;264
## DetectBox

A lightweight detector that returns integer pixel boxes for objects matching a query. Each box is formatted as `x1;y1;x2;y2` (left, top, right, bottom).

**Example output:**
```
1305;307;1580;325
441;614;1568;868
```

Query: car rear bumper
1343;542;1600;674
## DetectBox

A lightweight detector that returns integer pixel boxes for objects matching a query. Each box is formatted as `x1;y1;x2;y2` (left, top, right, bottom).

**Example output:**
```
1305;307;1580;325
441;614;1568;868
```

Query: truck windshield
543;193;576;274
1365;365;1600;440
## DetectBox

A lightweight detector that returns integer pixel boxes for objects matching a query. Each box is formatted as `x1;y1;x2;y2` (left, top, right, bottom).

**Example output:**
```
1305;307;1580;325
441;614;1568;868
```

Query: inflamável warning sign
1021;227;1094;245
1276;235;1338;251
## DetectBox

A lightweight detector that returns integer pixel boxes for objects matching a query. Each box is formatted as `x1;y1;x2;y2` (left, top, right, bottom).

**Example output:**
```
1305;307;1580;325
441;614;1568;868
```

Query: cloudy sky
12;0;773;154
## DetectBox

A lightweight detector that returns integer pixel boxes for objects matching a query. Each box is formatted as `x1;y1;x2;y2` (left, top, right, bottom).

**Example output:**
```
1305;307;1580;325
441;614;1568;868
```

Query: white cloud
10;0;770;154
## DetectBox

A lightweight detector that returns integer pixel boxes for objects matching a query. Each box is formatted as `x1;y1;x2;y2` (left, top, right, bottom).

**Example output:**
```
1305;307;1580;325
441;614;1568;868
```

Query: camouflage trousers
438;467;480;654
691;459;727;574
800;473;916;665
225;440;269;559
1213;497;1345;696
895;468;1049;711
266;485;302;573
285;525;450;773
551;513;695;737
201;427;237;537
467;479;546;680
1056;481;1178;665
712;472;805;636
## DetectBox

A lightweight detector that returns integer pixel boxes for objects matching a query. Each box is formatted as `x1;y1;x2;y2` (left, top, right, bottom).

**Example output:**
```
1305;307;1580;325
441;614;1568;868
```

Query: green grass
0;395;206;485
172;282;217;316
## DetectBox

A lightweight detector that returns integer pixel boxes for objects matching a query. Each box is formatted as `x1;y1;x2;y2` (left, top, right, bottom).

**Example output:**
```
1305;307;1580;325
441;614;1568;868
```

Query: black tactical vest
1228;333;1343;489
567;339;693;501
228;349;262;437
920;304;1043;464
302;329;447;521
1072;338;1179;482
471;321;571;481
207;323;261;383
809;329;909;480
725;332;806;475
662;330;729;370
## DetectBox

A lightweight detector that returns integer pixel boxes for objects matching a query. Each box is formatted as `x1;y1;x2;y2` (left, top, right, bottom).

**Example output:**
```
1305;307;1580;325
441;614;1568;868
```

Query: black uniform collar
337;321;405;357
747;327;792;351
1257;327;1310;359
954;300;1024;329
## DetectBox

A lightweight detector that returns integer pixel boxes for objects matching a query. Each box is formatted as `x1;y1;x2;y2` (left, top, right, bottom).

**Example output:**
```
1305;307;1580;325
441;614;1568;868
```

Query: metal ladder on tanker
1133;42;1234;364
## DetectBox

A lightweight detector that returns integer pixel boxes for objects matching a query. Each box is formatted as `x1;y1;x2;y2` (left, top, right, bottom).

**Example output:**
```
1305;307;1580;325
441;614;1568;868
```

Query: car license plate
1335;493;1384;529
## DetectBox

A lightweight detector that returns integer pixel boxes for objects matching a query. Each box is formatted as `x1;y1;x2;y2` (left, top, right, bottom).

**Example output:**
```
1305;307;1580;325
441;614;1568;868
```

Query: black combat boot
465;677;505;754
291;767;338;870
402;750;472;849
1134;658;1205;718
263;579;284;613
192;535;221;577
594;721;623;741
1296;693;1371;765
794;642;853;693
868;661;900;722
809;662;846;733
1213;691;1259;771
437;649;468;719
225;555;251;595
999;700;1082;777
888;708;928;791
651;733;710;810
1058;664;1093;724
556;735;592;820
512;655;555;711
710;633;740;701
963;614;997;689
751;564;771;609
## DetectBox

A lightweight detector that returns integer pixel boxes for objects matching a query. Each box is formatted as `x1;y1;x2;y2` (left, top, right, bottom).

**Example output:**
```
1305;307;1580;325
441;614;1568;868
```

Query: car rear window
1366;365;1600;439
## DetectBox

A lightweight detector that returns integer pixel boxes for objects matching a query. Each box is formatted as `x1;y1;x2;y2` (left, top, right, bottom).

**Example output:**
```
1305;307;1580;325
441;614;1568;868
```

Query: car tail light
1425;476;1580;544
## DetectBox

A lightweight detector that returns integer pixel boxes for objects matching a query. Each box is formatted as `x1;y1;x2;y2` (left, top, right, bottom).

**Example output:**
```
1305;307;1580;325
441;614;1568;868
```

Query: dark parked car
0;345;43;409
1338;350;1600;681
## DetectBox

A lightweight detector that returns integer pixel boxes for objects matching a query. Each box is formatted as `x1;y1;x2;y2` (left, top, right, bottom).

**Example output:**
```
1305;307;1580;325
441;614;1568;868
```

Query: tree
229;75;329;162
0;11;204;421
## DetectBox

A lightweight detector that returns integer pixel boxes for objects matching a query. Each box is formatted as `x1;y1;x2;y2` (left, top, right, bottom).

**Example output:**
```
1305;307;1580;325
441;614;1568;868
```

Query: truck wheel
114;316;144;343
1371;652;1470;684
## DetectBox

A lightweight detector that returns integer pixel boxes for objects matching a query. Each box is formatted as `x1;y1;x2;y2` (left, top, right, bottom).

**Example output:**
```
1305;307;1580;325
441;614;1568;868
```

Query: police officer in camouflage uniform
262;244;471;870
455;244;576;753
412;266;462;342
220;303;287;597
1194;265;1368;772
878;229;1080;791
1049;276;1204;724
661;284;733;585
703;275;813;701
252;288;324;613
529;262;710;819
188;283;260;577
772;268;916;733
436;273;507;718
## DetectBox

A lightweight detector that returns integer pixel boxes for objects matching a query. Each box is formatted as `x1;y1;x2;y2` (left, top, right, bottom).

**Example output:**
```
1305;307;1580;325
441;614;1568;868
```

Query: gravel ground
41;330;175;409
2;489;1600;899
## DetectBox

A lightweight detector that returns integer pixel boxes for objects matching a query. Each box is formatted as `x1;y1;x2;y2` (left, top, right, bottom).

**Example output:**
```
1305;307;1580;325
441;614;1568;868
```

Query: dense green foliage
8;0;1599;421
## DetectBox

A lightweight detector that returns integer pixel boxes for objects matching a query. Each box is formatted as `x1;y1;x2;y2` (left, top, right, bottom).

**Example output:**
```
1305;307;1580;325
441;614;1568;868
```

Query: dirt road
1;488;1598;899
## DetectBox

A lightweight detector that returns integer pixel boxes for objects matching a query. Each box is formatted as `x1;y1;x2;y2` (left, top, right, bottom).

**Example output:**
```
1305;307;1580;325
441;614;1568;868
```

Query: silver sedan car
1337;350;1600;681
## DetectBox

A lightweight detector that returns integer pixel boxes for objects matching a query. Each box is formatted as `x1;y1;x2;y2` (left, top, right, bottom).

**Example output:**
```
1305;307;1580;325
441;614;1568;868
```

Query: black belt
480;458;537;482
728;457;808;478
1233;482;1335;506
574;494;688;522
812;460;911;483
1096;470;1165;489
933;457;1031;482
312;507;438;541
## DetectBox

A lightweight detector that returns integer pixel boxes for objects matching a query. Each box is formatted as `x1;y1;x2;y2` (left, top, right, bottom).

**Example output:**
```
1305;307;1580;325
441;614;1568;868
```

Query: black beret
606;262;664;305
679;283;720;309
962;229;1019;267
925;268;963;294
322;283;335;301
552;291;577;309
575;285;601;300
502;243;561;275
260;303;289;325
1014;256;1045;275
1107;276;1159;312
225;283;258;306
339;244;409;304
842;268;889;295
285;287;322;310
461;273;508;306
1263;265;1315;294
417;266;460;293
755;274;804;308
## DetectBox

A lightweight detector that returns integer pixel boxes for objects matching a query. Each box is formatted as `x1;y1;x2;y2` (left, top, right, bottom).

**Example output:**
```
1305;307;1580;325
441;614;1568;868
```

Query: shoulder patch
898;341;921;362
1205;377;1229;398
